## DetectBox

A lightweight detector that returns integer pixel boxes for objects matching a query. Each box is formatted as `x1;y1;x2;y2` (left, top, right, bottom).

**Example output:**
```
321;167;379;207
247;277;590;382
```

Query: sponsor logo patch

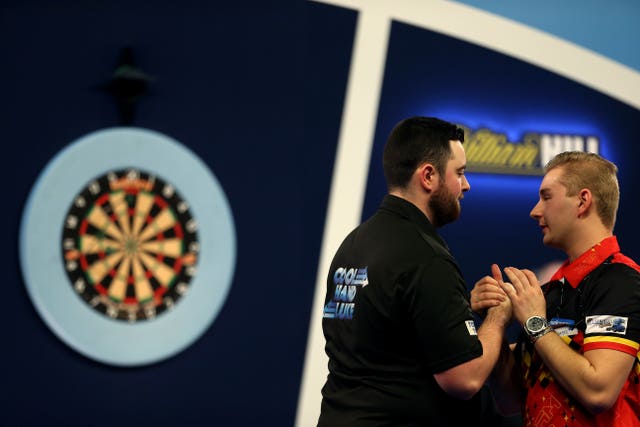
550;317;579;337
465;320;478;336
585;315;628;335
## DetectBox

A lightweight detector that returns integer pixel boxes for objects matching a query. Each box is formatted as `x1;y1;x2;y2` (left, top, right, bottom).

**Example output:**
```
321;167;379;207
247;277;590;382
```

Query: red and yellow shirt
517;236;640;426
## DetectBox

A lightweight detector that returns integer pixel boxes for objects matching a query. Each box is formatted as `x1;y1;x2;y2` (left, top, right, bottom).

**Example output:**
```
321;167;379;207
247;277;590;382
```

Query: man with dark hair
472;151;640;425
317;116;512;426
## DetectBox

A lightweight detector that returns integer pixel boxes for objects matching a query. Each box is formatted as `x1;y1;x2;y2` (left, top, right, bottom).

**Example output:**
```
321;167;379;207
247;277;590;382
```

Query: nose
462;174;470;192
530;200;542;220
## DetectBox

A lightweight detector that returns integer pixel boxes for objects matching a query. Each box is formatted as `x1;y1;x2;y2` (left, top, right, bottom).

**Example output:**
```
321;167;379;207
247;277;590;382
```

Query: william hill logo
461;126;600;175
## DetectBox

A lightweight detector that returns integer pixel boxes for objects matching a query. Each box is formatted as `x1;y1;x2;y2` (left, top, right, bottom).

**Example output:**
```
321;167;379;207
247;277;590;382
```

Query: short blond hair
545;151;619;229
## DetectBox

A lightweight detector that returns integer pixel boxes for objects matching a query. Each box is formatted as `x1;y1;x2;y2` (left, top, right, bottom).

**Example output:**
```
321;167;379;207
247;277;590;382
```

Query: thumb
491;263;503;283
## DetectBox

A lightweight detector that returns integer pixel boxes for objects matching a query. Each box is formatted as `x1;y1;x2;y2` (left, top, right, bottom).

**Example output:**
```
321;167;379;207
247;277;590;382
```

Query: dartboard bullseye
62;168;199;322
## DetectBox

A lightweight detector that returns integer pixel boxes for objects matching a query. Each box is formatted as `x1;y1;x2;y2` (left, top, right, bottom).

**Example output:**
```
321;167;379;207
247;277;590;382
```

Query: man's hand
500;267;547;324
471;263;508;316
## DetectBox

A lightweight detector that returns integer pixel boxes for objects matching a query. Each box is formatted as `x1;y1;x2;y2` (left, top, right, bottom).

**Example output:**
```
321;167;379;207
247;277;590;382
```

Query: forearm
465;309;511;391
487;340;522;416
434;308;510;400
533;332;633;413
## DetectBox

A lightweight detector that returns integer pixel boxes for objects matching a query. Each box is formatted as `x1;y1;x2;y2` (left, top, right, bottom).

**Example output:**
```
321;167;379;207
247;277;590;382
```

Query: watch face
526;316;546;334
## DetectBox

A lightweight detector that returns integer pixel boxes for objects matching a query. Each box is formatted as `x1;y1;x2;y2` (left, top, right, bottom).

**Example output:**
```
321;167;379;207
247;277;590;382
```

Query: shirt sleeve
582;263;640;356
404;255;483;373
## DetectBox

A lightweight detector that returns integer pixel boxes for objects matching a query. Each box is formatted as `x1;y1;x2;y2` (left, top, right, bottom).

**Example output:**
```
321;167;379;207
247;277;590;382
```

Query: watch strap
530;325;553;343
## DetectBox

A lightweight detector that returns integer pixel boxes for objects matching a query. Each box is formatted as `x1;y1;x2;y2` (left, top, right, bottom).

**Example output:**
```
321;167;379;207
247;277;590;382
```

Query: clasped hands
471;263;547;325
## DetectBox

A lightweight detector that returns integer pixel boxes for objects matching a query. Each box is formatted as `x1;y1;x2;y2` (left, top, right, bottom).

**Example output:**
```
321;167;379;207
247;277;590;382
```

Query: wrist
530;325;553;343
484;307;510;328
523;315;552;343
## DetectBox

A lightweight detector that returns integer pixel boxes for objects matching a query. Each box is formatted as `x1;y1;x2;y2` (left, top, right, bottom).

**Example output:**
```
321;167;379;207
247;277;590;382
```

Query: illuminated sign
461;126;600;175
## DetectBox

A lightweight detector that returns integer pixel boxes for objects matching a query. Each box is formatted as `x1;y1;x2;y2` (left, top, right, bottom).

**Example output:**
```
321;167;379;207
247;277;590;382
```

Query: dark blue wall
4;2;640;426
4;1;316;426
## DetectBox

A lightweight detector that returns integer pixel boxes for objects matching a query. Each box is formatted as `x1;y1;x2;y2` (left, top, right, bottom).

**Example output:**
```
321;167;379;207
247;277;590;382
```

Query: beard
428;185;461;227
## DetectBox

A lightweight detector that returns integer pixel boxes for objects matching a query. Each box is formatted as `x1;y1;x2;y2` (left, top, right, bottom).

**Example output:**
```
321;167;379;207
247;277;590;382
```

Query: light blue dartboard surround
19;127;236;367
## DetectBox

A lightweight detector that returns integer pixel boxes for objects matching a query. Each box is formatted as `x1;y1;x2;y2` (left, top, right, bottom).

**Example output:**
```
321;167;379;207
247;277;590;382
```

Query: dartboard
20;127;236;366
62;169;199;322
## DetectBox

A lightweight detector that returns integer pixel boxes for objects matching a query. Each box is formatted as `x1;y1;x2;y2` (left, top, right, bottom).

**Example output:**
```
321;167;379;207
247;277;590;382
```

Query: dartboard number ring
62;168;199;322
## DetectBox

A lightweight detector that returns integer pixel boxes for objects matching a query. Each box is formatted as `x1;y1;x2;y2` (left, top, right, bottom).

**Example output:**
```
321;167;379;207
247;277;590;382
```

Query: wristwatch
524;315;552;343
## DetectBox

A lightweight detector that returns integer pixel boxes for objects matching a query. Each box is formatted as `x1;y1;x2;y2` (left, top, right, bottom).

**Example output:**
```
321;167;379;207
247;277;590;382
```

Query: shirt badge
465;320;478;335
585;315;628;335
549;317;579;337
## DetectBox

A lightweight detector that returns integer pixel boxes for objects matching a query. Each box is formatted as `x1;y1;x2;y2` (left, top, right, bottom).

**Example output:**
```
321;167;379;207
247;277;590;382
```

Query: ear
418;163;437;191
577;188;592;217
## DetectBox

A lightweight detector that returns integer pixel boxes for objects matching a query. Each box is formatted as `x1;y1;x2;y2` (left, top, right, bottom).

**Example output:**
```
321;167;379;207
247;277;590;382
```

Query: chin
542;236;560;249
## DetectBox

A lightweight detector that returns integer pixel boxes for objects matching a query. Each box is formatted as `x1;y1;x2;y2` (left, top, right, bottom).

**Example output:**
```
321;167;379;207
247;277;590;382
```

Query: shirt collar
379;194;449;250
549;236;619;288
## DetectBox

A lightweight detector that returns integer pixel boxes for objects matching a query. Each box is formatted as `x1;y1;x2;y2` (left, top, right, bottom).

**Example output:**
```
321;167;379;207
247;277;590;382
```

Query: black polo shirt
318;195;484;426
